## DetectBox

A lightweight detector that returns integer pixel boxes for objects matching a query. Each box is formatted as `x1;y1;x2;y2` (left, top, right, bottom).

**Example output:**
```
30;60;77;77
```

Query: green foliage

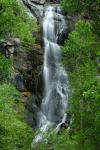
61;0;84;13
0;1;38;149
60;0;100;36
0;84;33;150
0;54;12;83
61;0;100;15
34;130;78;150
62;20;100;149
63;20;96;70
0;0;38;44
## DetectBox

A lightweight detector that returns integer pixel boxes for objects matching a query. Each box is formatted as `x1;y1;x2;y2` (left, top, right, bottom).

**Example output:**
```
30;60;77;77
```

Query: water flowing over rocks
22;0;62;21
32;6;69;145
22;0;72;45
41;6;68;125
23;0;46;20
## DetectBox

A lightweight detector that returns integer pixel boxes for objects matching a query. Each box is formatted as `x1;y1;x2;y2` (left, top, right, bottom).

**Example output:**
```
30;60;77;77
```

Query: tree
62;20;100;150
60;0;100;36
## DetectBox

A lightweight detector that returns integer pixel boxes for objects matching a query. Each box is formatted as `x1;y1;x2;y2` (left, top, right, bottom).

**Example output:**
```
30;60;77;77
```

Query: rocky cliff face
22;0;79;42
22;0;46;21
12;41;43;128
0;33;43;127
22;0;60;21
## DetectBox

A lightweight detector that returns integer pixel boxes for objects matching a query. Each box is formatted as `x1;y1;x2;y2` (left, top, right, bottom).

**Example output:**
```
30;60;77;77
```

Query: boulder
11;74;26;92
10;42;43;127
23;0;45;20
30;0;46;5
56;113;72;134
9;38;20;47
24;95;41;128
11;42;43;95
0;38;20;58
53;12;67;44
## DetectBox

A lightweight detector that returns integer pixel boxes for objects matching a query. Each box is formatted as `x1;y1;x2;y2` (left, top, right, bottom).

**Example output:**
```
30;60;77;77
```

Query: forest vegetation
0;0;100;150
0;0;37;149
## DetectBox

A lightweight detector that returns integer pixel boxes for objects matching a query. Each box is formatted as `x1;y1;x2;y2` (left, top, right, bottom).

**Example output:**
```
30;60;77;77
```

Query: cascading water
33;6;68;144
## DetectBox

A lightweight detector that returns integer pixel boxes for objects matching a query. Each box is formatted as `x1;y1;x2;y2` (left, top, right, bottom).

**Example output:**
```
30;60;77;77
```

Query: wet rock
0;41;13;58
8;47;15;55
56;113;72;134
11;74;26;92
66;14;81;33
32;44;43;66
22;91;32;97
53;13;67;45
0;38;20;58
11;43;43;96
57;27;67;44
10;41;43;128
23;0;45;20
13;49;32;71
25;95;41;128
53;13;62;21
46;0;60;3
9;38;21;47
30;0;46;5
0;41;11;58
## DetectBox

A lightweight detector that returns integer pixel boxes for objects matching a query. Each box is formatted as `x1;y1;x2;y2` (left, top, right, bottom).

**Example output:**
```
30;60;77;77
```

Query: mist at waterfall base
32;6;68;145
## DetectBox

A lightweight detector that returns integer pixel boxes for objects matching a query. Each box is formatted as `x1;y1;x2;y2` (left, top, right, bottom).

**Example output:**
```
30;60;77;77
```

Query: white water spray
33;6;68;144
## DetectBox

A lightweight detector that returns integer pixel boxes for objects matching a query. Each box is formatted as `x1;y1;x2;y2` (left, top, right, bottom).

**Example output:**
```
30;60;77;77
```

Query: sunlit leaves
0;54;12;83
0;0;38;44
0;84;33;150
62;20;100;149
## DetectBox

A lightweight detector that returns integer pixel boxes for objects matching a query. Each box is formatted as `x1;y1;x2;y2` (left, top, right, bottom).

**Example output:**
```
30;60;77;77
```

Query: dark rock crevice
12;43;43;127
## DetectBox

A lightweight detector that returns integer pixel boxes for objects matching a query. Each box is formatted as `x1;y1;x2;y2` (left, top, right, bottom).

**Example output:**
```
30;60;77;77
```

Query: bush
0;54;12;83
0;84;33;150
62;20;96;70
0;0;38;44
60;0;100;36
34;130;78;150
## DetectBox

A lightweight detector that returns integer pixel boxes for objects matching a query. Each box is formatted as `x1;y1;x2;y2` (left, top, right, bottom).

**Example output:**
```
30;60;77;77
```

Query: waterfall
33;6;68;144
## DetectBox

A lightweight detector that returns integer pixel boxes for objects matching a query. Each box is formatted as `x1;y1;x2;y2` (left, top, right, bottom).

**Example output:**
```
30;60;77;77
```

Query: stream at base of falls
32;5;68;145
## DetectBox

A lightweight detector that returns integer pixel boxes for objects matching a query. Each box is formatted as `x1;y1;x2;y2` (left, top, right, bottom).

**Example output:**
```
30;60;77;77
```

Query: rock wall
22;0;46;21
11;42;43;128
22;0;79;42
22;0;60;21
0;35;43;128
